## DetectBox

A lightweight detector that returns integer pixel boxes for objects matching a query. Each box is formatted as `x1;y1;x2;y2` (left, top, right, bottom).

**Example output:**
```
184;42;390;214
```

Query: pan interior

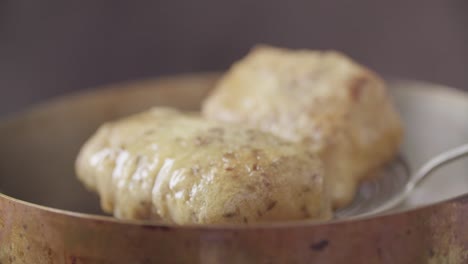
0;75;467;222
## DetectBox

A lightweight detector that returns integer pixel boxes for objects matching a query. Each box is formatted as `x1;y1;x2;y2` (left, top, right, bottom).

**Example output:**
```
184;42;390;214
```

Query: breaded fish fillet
202;46;403;208
76;108;331;224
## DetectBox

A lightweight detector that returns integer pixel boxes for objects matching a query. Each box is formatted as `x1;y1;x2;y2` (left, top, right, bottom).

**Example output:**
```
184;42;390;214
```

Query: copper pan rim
1;189;468;230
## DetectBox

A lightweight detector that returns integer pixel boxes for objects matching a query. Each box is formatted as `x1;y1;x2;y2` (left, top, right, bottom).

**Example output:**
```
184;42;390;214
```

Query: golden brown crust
76;108;331;224
202;45;403;208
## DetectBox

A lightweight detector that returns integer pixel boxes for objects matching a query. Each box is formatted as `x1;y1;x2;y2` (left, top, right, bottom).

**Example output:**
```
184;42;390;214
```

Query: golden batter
76;108;331;224
203;45;403;208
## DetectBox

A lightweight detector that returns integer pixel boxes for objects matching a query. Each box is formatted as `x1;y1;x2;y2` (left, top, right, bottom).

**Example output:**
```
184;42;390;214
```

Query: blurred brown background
1;0;467;115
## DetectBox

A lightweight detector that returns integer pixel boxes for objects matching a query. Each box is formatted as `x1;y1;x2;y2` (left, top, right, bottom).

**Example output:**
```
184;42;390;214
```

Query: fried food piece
202;45;403;208
76;108;330;224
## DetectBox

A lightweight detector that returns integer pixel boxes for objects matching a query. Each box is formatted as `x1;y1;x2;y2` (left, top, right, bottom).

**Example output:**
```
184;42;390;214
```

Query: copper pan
0;73;467;263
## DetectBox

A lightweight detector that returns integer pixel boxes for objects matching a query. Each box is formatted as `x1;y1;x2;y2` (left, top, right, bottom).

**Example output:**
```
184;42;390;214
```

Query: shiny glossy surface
76;108;330;224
